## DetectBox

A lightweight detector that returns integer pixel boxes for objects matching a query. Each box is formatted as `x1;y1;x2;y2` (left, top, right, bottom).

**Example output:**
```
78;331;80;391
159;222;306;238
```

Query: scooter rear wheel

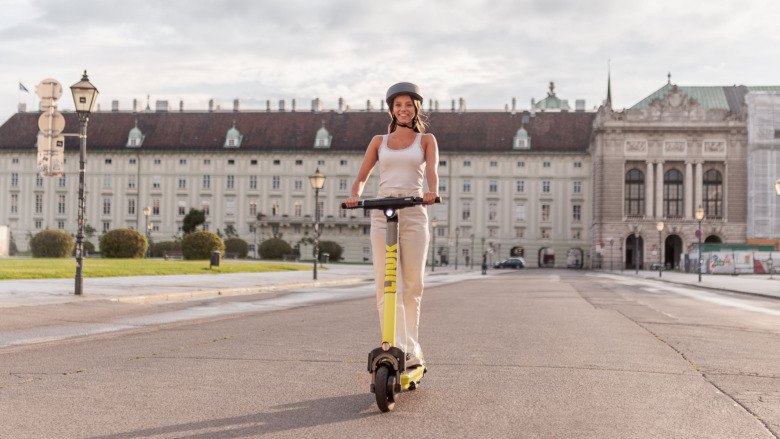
375;364;396;412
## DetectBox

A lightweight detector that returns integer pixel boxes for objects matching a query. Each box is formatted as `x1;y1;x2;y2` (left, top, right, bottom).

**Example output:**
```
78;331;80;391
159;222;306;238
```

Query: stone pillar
695;162;703;212
656;161;664;218
685;161;693;219
645;161;654;218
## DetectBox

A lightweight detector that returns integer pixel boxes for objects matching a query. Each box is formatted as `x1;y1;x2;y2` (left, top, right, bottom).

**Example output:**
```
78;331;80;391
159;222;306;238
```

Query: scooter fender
368;346;405;394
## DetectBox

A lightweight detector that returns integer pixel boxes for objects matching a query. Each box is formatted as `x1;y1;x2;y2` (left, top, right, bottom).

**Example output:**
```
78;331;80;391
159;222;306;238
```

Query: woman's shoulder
420;133;437;146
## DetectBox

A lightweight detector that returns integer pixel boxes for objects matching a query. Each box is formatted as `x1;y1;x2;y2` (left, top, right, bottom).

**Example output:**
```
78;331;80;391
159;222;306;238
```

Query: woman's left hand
422;191;438;205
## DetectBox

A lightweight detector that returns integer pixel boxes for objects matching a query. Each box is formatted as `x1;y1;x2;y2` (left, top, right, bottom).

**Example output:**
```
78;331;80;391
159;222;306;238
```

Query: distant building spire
606;60;612;108
667;72;671;84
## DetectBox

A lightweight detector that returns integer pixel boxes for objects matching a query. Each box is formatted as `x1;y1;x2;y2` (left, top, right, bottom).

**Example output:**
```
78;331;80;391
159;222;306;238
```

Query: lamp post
695;206;705;282
308;168;326;280
143;206;151;258
470;234;475;270
430;218;438;272
656;222;664;278
608;237;614;271
633;225;639;275
70;71;99;296
775;179;780;196
454;227;460;270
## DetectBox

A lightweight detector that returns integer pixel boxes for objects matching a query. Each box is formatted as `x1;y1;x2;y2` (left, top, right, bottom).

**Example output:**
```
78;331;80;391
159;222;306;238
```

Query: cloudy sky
2;0;778;124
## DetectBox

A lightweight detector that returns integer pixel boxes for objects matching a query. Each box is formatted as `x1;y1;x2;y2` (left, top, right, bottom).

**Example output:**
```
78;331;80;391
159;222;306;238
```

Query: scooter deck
401;365;426;390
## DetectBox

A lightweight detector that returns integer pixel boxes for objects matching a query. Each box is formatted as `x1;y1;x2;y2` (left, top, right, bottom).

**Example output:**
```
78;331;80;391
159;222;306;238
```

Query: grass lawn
0;258;309;280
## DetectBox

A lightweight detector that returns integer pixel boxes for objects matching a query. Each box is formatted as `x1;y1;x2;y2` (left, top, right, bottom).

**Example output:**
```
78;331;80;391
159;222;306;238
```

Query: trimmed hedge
224;238;249;258
181;231;225;260
30;230;75;258
99;228;148;258
318;240;343;262
258;238;292;260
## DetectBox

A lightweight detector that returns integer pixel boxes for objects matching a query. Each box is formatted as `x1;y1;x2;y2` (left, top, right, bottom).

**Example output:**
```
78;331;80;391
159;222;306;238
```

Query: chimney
435;100;439;112
132;98;140;113
451;99;456;112
266;100;271;112
278;99;285;112
575;99;585;112
366;99;371;111
179;100;184;112
511;97;516;116
208;99;215;112
429;99;433;112
233;99;240;112
96;104;102;112
459;97;465;113
338;97;345;114
291;99;297;112
561;100;570;112
311;98;322;113
111;100;119;112
17;103;27;113
530;98;536;117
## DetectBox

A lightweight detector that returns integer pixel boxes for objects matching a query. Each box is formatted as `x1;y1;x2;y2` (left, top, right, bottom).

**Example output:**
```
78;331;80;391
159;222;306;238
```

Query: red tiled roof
0;110;594;153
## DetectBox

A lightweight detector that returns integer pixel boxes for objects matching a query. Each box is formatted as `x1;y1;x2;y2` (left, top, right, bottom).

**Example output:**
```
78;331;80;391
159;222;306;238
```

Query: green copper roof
631;84;780;113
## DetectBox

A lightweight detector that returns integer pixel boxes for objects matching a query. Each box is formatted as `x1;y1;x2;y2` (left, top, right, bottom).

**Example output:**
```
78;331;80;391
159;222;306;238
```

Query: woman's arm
344;135;382;207
422;133;440;204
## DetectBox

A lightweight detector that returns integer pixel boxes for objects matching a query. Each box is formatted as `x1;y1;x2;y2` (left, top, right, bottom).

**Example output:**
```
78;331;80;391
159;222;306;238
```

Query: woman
344;82;439;368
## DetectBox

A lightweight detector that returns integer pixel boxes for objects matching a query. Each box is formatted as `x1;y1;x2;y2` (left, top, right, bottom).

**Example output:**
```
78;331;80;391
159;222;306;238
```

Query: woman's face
392;95;416;125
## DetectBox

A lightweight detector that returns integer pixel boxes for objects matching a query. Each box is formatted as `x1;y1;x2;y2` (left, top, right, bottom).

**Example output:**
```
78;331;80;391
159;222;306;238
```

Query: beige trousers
370;201;429;357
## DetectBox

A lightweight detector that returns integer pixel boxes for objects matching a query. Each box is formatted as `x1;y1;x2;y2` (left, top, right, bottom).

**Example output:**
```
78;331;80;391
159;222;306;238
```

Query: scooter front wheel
375;364;396;412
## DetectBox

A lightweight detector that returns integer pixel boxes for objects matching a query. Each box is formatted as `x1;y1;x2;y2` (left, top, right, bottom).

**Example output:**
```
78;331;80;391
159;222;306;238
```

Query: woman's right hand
344;195;359;207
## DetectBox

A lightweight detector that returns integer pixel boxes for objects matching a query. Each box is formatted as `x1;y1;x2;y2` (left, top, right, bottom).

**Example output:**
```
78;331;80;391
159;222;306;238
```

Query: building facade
745;92;780;249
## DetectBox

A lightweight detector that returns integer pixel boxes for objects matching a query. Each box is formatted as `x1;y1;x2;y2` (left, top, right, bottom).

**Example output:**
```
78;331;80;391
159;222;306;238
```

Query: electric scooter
341;196;439;412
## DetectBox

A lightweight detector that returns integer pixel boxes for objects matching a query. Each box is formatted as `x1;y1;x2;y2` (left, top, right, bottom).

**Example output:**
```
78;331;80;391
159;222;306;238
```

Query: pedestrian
482;251;488;275
344;82;439;369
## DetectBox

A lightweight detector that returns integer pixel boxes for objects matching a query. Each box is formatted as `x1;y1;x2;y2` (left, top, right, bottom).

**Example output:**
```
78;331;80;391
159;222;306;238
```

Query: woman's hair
387;94;428;133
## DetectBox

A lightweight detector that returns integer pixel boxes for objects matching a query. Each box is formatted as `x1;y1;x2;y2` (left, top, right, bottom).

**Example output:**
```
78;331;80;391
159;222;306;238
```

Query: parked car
493;257;525;269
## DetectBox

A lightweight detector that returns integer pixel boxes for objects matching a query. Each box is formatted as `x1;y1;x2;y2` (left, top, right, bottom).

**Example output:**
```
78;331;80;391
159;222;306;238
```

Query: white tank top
377;133;426;197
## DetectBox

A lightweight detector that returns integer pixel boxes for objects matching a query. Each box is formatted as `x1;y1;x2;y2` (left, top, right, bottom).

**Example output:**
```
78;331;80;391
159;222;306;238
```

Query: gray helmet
385;82;423;107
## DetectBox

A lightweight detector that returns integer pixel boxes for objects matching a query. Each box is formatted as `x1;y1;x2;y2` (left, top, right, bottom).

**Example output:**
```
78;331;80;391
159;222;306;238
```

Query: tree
224;224;239;239
182;208;206;234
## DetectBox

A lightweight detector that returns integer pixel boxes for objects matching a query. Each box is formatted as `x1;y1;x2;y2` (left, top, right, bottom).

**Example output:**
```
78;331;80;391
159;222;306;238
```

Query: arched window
664;169;684;218
624;169;644;216
703;169;723;218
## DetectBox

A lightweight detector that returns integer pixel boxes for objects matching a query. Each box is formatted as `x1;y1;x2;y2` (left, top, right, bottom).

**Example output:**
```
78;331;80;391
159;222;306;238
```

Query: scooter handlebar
341;196;441;210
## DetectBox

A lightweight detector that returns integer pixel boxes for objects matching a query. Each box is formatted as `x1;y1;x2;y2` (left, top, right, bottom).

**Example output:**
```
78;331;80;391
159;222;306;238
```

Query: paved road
2;269;779;438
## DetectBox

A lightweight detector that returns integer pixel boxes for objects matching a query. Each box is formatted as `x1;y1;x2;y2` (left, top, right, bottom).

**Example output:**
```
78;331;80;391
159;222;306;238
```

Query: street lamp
775;179;780;196
633;225;639;275
454;227;460;270
470;234;475;270
430;218;438;272
308;168;326;280
70;71;98;296
695;206;705;282
143;206;151;258
608;237;614;271
656;222;664;278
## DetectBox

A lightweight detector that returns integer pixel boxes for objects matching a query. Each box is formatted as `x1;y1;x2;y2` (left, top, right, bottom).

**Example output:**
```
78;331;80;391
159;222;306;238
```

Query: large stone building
746;92;780;248
0;91;595;267
590;80;780;270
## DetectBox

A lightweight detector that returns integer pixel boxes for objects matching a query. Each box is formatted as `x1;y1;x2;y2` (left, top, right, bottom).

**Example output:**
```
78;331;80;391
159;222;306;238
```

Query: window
295;159;303;165
58;221;65;230
128;175;136;189
340;160;348;166
317;201;324;220
227;175;235;189
35;194;43;213
251;160;258;165
271;200;280;216
103;198;111;215
339;178;347;191
574;162;582;168
10;194;18;214
573;181;582;194
542;181;550;193
36;174;43;187
439;179;447;193
58;175;66;187
203;159;211;165
202;200;210;216
177;159;186;165
703;169;723;218
489;180;498;193
103;221;111;232
35;220;42;230
515;228;524;238
226;199;235;216
11;173;18;187
249;201;257;216
294;201;302;217
541;204;550;222
153;199;160;215
58;194;66;214
624;169;644;215
272;176;280;190
228;159;235;165
463;180;471;193
543;162;551;168
517;161;525;167
103;174;111;188
488;203;497;222
318;159;325;166
515;203;525;222
178;175;187;189
490;161;498;167
178;200;186;216
572;230;581;239
129;158;136;165
105;158;112;165
663;169;684;217
128;199;136;215
572;204;581;223
12;158;19;164
152;175;161;189
249;175;258;190
203;175;211;189
294;178;303;190
439;160;447;167
154;159;161;165
273;159;281;165
516;180;525;193
541;229;550;239
462;202;471;220
463;160;471;167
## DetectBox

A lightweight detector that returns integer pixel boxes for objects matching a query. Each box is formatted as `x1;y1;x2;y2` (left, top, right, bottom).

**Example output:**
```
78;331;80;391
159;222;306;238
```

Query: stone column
685;161;693;219
645;161;654;218
695;161;703;212
655;161;664;218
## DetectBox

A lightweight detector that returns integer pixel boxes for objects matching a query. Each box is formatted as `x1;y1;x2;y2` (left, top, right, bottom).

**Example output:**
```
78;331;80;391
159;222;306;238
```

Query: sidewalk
597;268;780;299
0;264;777;309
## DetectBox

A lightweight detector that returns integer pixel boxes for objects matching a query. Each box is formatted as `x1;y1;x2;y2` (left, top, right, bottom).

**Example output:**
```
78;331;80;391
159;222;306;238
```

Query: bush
152;241;181;258
224;238;249;258
258;237;293;260
180;231;225;260
318;240;343;262
30;230;75;258
99;228;148;258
